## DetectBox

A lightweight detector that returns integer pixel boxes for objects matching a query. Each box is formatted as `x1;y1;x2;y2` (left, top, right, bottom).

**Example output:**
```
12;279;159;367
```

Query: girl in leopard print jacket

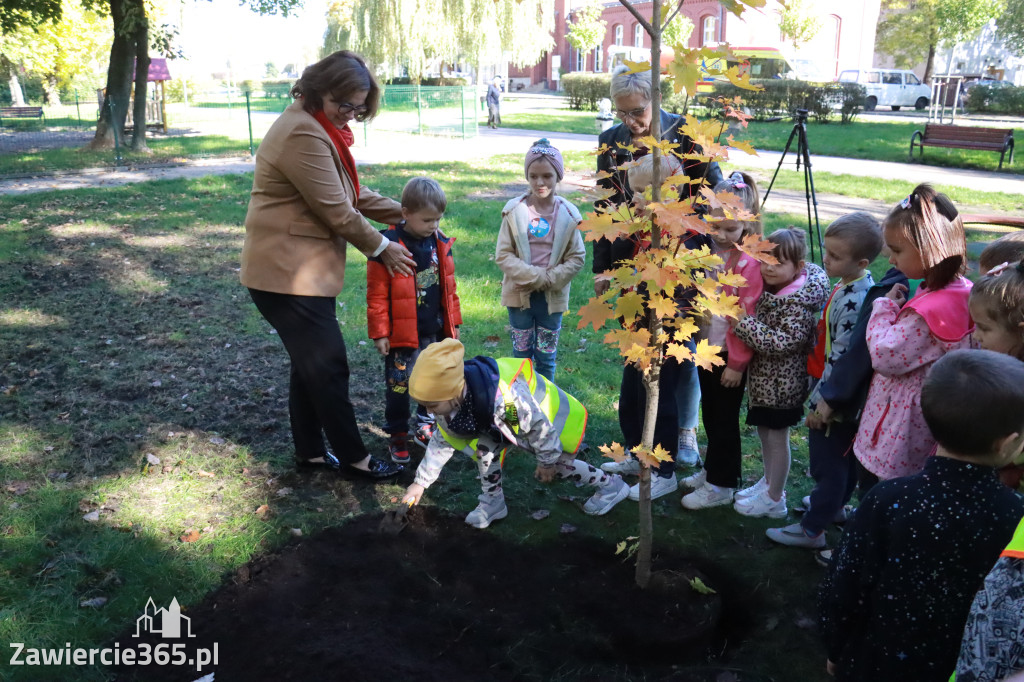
731;229;829;518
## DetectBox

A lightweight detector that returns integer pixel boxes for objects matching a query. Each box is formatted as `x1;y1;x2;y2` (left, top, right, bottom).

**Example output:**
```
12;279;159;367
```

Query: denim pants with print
384;334;437;436
507;291;561;381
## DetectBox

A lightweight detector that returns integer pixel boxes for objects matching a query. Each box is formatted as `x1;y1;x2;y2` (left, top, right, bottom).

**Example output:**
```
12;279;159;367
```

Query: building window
594;44;603;72
614;24;623;46
702;16;716;45
634;24;643;48
576;47;585;72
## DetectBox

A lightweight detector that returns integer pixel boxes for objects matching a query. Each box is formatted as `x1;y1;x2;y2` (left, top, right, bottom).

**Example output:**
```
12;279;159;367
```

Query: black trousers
697;361;747;489
619;359;680;477
248;288;368;464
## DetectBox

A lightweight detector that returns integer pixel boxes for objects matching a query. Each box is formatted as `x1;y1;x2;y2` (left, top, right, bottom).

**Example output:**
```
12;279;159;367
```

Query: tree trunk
86;0;147;151
8;74;26;106
131;7;150;152
43;75;61;106
632;0;664;591
923;40;936;85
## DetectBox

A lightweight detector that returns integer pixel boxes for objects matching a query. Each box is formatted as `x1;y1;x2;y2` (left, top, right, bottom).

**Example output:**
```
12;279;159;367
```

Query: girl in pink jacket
853;184;972;489
682;171;765;511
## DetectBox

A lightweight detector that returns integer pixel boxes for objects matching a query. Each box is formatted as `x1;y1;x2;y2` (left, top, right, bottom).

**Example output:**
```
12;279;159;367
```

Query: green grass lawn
0;152;1013;681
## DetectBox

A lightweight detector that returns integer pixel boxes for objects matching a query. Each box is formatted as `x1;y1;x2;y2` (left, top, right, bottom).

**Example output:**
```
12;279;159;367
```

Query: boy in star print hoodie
820;349;1024;682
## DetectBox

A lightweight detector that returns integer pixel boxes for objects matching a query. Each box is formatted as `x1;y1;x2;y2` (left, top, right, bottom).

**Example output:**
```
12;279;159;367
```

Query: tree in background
348;0;553;81
265;61;279;77
321;0;355;57
778;0;821;48
996;0;1024;56
660;8;693;50
0;0;111;106
566;0;607;72
875;0;1005;82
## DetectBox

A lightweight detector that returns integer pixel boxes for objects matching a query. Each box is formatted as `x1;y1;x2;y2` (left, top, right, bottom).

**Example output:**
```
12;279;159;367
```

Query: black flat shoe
342;456;403;480
295;450;341;472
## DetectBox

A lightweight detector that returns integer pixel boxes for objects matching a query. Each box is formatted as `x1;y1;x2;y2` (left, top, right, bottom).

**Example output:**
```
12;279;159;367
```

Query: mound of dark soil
112;508;770;682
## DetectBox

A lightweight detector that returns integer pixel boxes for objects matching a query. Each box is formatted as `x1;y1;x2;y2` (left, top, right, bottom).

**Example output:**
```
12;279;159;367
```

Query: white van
837;69;931;111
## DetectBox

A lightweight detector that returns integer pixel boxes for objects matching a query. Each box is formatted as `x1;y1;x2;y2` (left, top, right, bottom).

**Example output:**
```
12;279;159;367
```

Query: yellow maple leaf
578;211;627;243
716;271;748;288
695;292;742;319
615;141;638;155
665;341;695;364
666;50;705;95
736;232;780;265
590;142;613;156
622;59;652;75
634;444;673;468
598;441;627;463
649;292;679;320
615;291;646;324
673;317;700;342
693;339;726;371
624;343;653;368
726;137;758;156
576;298;613;332
724;64;761;91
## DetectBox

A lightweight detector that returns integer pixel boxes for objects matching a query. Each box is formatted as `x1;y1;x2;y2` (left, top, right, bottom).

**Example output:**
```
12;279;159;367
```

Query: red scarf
311;108;360;198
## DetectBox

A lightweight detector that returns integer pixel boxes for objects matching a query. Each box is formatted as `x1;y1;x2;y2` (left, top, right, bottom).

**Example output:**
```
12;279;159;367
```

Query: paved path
0;125;1019;199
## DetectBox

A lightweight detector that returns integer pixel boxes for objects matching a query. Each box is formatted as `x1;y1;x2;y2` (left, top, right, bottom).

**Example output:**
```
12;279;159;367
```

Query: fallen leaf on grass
255;504;270;519
275;487;292;497
82;511;100;522
195;469;215;478
559;523;577;534
145;453;161;465
179;530;201;543
5;481;31;496
531;510;550;521
689;577;717;595
79;597;107;608
290;528;303;537
482;335;501;348
209;437;225;445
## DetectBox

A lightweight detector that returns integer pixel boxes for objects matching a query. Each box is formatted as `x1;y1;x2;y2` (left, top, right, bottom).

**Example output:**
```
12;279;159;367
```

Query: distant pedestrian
487;76;503;129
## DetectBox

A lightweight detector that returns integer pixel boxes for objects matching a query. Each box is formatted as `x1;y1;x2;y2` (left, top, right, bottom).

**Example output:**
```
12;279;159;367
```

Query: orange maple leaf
579;211;628;243
576;298;613;332
736;233;779;265
633;444;673;468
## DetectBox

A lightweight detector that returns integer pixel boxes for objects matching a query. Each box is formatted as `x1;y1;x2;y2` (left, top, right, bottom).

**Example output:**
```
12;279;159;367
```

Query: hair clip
988;261;1012;277
728;172;747;189
899;194;914;210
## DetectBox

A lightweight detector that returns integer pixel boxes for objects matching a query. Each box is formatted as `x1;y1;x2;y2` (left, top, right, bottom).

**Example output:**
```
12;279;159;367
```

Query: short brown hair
882;183;966;290
970;260;1024;361
768;227;807;264
824;212;883;263
291;51;380;122
402;176;446;213
979;231;1024;274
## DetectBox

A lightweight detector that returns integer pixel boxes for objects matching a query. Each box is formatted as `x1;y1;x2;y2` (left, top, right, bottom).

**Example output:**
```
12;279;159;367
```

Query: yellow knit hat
409;338;466;402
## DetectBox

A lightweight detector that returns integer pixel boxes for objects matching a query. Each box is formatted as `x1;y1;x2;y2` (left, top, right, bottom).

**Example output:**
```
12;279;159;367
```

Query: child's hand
402;483;426;506
885;283;908;306
826;659;836;676
721;368;743;388
806;411;824;430
594;278;611;297
534;463;556;483
373;337;390;356
729;310;746;328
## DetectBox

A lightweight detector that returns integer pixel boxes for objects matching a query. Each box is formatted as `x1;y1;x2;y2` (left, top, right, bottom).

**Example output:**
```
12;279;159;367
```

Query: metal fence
0;85;481;175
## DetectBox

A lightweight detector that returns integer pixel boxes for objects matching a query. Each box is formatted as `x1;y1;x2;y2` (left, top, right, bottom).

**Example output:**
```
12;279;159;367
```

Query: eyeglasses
337;102;369;116
615;103;649;121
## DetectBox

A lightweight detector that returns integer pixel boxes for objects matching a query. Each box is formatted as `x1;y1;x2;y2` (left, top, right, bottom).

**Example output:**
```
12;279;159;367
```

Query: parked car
837;68;930;111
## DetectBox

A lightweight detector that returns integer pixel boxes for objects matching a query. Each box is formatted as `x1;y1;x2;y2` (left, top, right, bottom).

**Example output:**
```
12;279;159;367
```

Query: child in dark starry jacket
820;349;1024;682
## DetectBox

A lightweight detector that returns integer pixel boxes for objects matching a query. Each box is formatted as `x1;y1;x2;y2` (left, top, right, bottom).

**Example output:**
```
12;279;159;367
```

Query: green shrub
966;84;1024;115
563;72;673;112
165;78;199;104
261;79;294;98
708;79;861;124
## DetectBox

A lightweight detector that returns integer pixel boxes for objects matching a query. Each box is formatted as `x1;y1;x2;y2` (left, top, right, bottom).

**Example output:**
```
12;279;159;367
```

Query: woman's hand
721;368;743;388
402;483;426;506
381;240;416;277
885;283;908;306
594;278;611;297
373;337;390;356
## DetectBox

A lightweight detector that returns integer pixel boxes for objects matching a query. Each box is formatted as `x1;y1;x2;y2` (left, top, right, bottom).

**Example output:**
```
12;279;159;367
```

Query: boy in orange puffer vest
367;177;461;463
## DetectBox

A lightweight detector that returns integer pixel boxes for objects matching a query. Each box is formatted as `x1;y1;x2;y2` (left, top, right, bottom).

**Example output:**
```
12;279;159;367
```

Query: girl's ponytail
885;183;967;290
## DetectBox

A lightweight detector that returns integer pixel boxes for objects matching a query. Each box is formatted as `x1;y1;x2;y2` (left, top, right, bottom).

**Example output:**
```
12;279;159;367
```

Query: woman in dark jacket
596;65;724;500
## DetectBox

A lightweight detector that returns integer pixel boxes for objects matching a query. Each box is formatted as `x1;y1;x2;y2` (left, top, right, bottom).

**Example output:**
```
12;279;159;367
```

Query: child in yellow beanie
401;338;629;528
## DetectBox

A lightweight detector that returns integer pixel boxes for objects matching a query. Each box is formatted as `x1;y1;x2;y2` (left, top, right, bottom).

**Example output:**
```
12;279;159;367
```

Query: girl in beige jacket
495;139;585;380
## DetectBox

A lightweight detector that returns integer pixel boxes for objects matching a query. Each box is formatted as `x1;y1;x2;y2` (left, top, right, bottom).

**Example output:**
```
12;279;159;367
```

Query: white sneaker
627;473;678;501
600;456;641;476
681;482;734;510
765;522;826;548
734;490;788;519
464;494;508;529
584;475;630;516
681;468;706;489
676;428;700;467
735;476;768;501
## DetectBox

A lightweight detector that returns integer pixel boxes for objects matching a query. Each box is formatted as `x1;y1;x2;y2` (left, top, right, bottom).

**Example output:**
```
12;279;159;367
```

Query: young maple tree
576;0;775;588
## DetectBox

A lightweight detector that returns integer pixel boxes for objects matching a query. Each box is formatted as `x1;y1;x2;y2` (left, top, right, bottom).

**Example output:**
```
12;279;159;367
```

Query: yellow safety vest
436;357;588;458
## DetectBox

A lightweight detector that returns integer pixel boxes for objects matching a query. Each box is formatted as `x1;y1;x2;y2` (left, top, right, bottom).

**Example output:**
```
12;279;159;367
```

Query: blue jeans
673;338;700;430
508;291;562;381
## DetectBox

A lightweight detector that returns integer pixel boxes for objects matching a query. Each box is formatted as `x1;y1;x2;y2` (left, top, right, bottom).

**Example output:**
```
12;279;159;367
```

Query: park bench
909;124;1014;169
0;106;45;126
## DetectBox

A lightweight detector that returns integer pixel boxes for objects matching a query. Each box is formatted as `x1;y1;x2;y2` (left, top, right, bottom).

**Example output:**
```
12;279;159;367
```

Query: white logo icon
133;597;195;638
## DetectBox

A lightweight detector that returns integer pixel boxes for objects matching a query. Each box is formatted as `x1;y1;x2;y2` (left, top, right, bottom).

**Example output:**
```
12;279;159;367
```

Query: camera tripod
761;108;822;261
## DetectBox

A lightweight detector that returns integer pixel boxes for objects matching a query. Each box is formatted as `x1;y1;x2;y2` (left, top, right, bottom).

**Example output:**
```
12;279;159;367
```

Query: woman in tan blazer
240;51;415;479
